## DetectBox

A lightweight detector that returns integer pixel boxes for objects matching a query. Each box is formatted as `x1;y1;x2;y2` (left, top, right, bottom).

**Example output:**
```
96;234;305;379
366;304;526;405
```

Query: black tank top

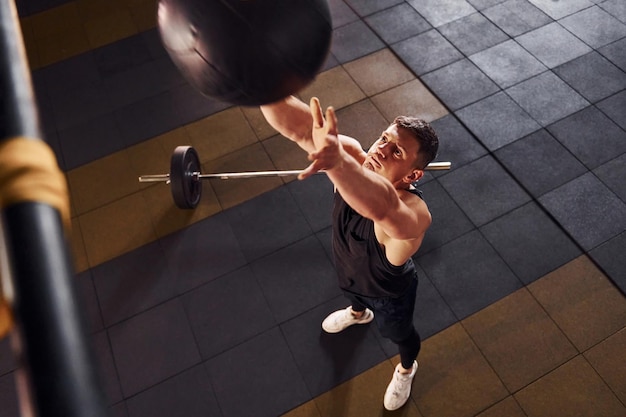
331;189;422;298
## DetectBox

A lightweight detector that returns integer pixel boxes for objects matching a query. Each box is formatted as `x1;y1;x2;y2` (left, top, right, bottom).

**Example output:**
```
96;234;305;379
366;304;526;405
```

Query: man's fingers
298;161;319;180
325;106;338;136
310;97;324;128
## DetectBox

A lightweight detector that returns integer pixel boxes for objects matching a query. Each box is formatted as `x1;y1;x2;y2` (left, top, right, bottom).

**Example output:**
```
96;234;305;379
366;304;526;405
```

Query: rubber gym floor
1;0;625;416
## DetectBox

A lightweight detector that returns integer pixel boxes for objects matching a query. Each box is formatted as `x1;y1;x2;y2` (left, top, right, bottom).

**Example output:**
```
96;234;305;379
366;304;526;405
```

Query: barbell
139;146;452;209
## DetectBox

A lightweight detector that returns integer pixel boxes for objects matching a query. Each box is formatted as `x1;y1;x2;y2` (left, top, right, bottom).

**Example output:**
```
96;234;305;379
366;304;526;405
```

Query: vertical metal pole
0;1;109;417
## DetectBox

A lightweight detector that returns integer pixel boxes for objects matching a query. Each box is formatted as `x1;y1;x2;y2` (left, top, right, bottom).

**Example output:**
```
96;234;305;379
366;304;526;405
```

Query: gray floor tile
250;236;341;323
597;90;626;131
439;12;510;56
108;299;201;397
91;331;123;405
506;71;589;126
418;179;475;254
589;232;626;294
438;155;532;227
483;0;553;37
470;39;546;88
182;266;276;359
417;229;523;319
430;114;489;171
365;3;431;44
495;129;588;197
467;0;508;10
392;29;464;75
330;20;385;63
516;22;592;68
205;327;310;417
547;106;626;169
91;241;177;327
593;153;626;203
527;0;593;20
280;297;387;396
456;91;541;150
224;186;313;262
407;0;476;27
344;0;404;16
125;365;222;417
600;0;626;24
560;6;626;49
539;172;626;251
422;58;500;110
159;212;248;293
599;37;626;71
480;202;582;284
328;0;360;28
554;51;626;103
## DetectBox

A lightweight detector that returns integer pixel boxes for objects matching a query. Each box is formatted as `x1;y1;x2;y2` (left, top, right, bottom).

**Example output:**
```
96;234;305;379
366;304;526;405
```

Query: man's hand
299;97;343;180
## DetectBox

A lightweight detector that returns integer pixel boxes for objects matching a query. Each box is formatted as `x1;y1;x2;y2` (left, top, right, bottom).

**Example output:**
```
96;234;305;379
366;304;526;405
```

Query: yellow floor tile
281;400;322;417
315;359;423;417
184;107;260;163
153;126;194;158
528;256;626;352
335;99;389;149
205;143;283;210
299;66;366;111
78;192;157;267
371;79;449;124
411;323;508;417
84;10;138;49
70;217;89;273
515;356;626;417
26;3;82;39
129;0;158;32
343;49;416;97
584;328;626;404
34;29;91;67
262;134;311;172
67;152;139;216
241;106;280;141
126;138;172;190
475;397;527;417
76;0;128;21
462;288;577;392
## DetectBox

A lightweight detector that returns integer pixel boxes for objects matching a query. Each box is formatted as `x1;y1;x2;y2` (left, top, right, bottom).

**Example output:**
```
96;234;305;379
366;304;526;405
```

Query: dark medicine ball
157;0;332;106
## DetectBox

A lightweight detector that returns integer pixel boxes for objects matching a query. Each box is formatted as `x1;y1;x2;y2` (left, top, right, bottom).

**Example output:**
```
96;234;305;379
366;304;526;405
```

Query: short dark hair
393;116;439;169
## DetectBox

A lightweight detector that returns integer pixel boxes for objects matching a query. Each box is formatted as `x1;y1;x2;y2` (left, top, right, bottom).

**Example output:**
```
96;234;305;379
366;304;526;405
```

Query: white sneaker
383;361;418;411
321;306;374;333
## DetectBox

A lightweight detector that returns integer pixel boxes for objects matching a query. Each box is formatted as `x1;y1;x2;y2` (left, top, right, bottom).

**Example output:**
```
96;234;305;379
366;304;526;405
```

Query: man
261;95;439;411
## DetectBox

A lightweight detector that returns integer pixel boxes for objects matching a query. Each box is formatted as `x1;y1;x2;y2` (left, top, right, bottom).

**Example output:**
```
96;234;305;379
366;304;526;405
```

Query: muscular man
261;96;439;411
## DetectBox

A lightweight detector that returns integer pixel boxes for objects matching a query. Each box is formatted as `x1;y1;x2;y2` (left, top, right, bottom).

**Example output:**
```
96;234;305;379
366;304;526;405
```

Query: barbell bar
139;146;452;209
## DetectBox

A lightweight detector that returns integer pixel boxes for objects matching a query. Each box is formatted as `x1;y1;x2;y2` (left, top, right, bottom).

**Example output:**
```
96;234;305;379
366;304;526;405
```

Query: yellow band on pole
0;136;70;339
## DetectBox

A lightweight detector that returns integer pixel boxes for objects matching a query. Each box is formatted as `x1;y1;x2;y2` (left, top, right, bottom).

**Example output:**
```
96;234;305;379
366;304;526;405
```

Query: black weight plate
170;146;202;209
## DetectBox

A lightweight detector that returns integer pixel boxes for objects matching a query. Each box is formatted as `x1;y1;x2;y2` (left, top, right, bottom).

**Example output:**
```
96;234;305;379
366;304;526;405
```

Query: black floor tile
599;38;626;71
469;39;546;89
456;91;541;150
392;29;464;75
417;229;523;319
250;236;341;323
0;373;19;417
169;83;230;127
0;338;15;376
181;266;275;359
108;299;201;397
505;71;589;127
280;296;387;397
159;213;248;294
516;22;592;69
422;58;500;111
365;3;431;44
438;155;532;227
37;52;101;97
439;12;509;56
224;187;313;262
316;227;334;262
93;35;154;78
559;6;626;49
418;179;475;254
330;20;385;64
589;232;626;294
539;172;626;251
597;90;626;131
495;129;588;197
328;0;360;28
74;270;104;334
91;241;177;327
430;114;489;171
205;327;310;417
287;174;334;233
554;51;626;103
125;365;222;417
547;106;626;170
593;153;626;203
407;0;476;27
482;0;553;37
344;0;404;17
51;81;115;132
110;402;129;417
91;330;123;405
480;202;582;284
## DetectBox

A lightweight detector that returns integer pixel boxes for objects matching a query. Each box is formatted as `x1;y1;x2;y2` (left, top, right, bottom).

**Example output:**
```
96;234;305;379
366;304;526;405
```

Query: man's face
363;124;422;185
